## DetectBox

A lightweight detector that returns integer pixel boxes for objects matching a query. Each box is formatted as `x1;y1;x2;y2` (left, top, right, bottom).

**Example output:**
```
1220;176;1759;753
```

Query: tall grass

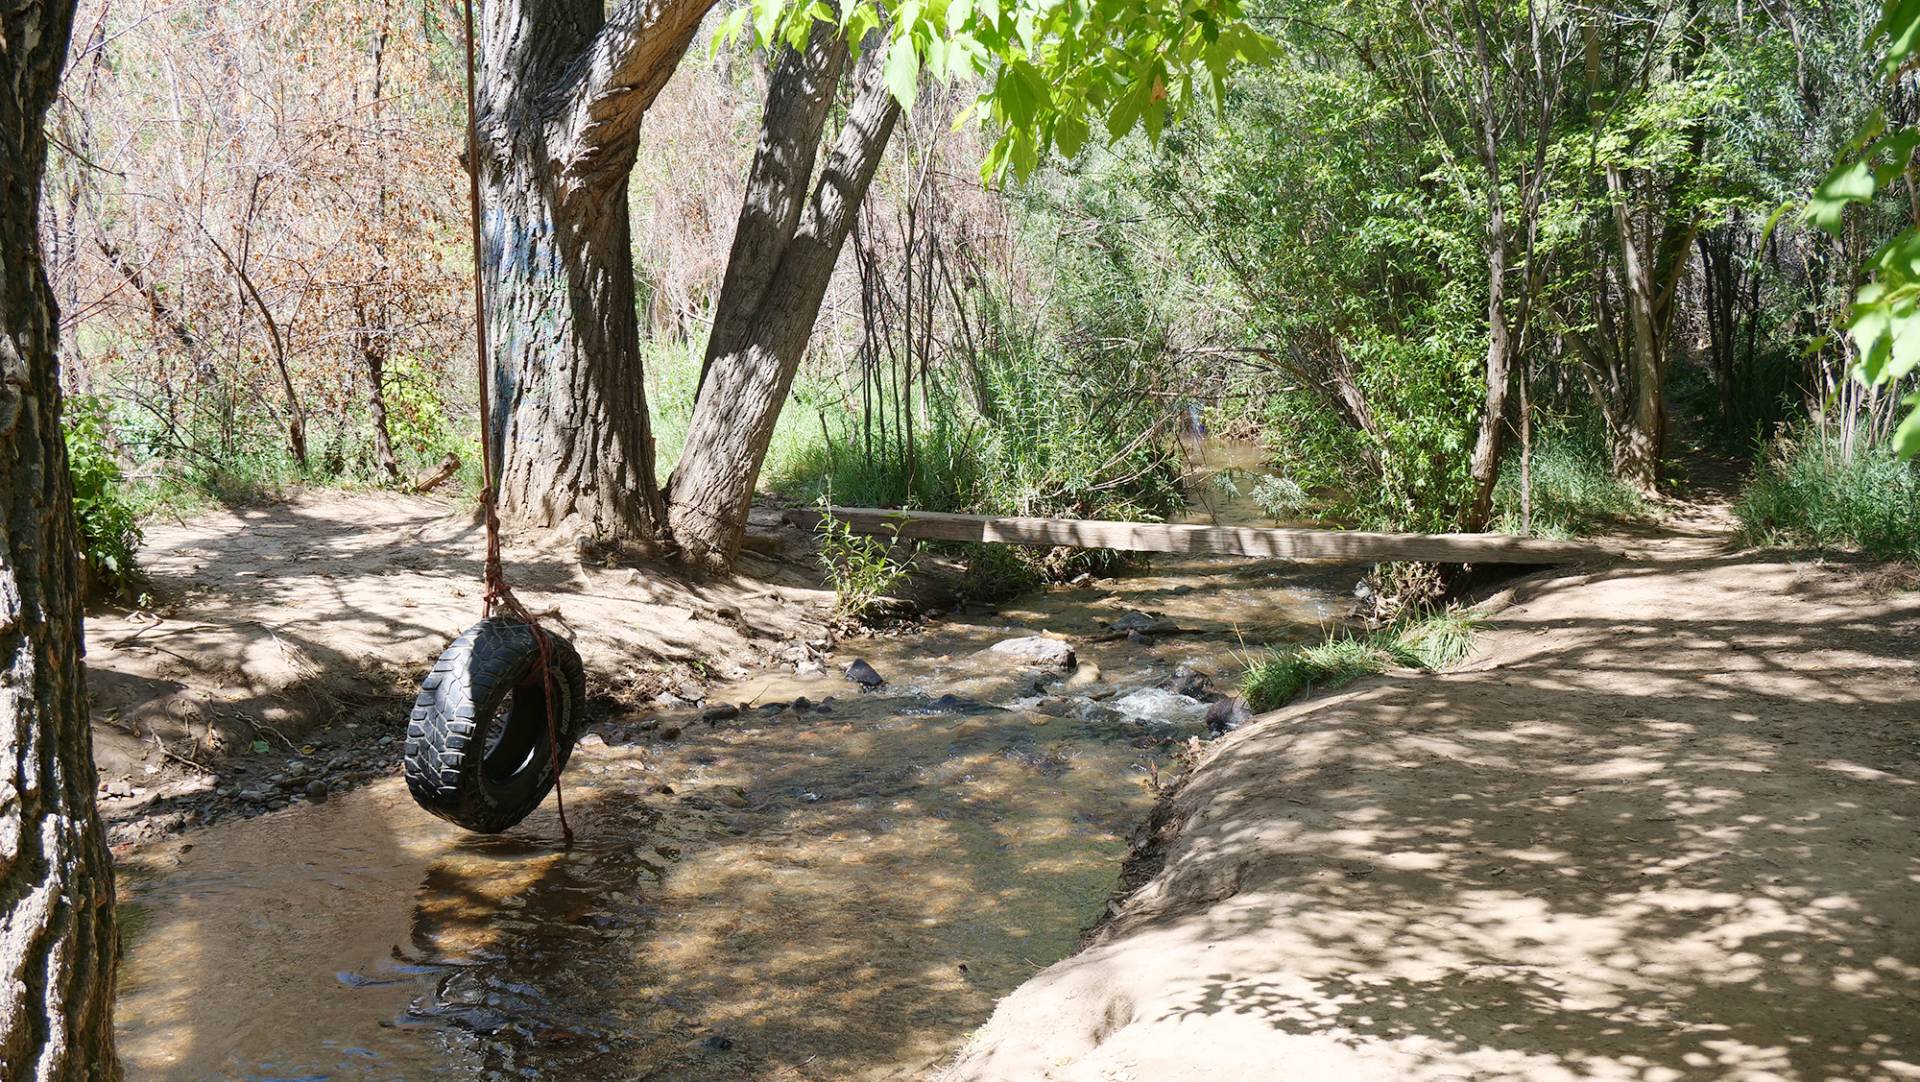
1492;421;1644;538
1241;607;1485;711
1735;429;1920;560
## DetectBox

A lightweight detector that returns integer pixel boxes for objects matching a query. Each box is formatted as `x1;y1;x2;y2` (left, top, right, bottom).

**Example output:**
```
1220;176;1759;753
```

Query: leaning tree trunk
668;40;902;569
1;1;124;1077
473;0;715;540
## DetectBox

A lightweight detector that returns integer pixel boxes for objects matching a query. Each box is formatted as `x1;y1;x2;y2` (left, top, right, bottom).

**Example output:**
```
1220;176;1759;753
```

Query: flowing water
113;445;1351;1081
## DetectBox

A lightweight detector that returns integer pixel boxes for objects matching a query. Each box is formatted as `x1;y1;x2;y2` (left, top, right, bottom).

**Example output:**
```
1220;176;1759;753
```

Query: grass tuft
1241;607;1485;712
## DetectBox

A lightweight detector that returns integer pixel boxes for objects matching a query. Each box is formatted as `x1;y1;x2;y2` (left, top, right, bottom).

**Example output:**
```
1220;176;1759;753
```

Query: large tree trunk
1;1;124;1077
668;40;902;569
474;0;714;540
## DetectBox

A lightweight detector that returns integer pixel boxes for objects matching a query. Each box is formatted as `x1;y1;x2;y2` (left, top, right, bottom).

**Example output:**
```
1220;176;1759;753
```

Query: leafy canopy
712;0;1275;178
1808;0;1920;457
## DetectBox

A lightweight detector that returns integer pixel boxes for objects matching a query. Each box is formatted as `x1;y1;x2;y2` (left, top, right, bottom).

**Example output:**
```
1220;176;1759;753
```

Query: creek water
113;445;1352;1081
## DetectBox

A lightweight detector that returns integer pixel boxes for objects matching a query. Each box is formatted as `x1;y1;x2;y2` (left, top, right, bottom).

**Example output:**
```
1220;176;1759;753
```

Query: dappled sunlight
946;550;1920;1080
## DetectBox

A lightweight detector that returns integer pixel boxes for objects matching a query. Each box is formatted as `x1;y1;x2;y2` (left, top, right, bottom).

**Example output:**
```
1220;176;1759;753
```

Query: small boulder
1206;696;1252;736
305;780;330;803
1108;610;1158;632
845;659;885;688
985;636;1077;670
701;703;740;723
1159;665;1216;701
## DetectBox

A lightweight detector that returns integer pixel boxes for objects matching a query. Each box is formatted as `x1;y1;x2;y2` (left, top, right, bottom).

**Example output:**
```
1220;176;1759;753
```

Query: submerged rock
985;636;1077;669
1108;610;1160;632
701;703;740;723
845;658;886;688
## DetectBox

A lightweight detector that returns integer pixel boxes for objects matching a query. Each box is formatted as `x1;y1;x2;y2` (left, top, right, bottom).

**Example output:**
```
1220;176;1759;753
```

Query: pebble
306;780;329;802
239;788;269;803
701;703;740;723
659;725;684;742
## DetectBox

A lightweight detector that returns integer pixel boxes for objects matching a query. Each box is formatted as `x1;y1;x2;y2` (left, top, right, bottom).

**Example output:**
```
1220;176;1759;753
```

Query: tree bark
667;40;902;569
1608;164;1667;491
475;0;715;540
1;1;124;1077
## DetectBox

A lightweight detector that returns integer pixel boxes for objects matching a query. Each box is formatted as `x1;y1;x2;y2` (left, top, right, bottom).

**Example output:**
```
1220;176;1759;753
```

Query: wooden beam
785;507;1617;564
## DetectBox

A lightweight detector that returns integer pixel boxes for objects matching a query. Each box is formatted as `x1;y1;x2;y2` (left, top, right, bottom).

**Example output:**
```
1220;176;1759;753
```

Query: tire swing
403;0;584;838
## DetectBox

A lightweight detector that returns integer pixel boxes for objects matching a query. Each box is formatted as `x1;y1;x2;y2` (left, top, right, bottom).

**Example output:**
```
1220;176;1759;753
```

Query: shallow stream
113;447;1351;1081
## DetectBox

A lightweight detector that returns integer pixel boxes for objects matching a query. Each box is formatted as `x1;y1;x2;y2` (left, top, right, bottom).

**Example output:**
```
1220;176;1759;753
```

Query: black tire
404;617;587;833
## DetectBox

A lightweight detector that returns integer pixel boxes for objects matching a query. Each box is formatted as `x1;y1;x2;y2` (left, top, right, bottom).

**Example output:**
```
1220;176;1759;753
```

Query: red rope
461;0;572;846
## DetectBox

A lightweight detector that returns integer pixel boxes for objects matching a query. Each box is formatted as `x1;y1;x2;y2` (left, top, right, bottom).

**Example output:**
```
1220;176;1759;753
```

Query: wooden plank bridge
786;507;1617;564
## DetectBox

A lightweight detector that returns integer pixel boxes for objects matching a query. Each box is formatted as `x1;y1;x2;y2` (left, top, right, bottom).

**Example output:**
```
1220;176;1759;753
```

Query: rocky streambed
112;548;1349;1081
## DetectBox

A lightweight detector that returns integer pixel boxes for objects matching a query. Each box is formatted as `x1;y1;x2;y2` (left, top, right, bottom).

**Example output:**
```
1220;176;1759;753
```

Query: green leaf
1053;110;1089;157
753;0;782;44
251;739;270;754
884;37;921;110
1876;0;1920;77
709;7;750;58
1105;76;1151;140
1806;161;1876;235
1895;393;1920;458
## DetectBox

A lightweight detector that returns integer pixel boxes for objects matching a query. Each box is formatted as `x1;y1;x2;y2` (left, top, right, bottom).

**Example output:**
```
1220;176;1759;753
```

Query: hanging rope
460;0;573;845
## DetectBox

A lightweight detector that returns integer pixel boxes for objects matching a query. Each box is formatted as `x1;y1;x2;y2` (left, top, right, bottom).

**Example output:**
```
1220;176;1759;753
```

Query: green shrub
1735;429;1920;560
815;500;912;623
63;395;144;595
1491;422;1646;538
1240;607;1485;712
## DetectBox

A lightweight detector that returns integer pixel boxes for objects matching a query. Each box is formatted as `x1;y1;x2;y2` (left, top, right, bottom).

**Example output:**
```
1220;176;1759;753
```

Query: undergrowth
1492;422;1645;538
63;394;144;596
1735;428;1920;560
814;498;913;624
1241;607;1485;712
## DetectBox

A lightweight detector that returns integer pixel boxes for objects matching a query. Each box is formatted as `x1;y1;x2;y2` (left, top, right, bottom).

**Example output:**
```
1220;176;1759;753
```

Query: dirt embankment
86;491;841;842
943;520;1920;1080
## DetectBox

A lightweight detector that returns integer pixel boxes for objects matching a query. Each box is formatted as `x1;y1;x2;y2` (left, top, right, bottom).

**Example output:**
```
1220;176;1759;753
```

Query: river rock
985;636;1077;669
1206;696;1252;735
305;780;329;802
1065;662;1103;688
845;659;886;688
1159;665;1217;701
1108;610;1159;632
701;703;740;723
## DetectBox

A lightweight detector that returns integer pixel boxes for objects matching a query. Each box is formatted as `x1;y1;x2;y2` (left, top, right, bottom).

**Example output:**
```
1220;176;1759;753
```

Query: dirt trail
85;491;834;834
944;498;1920;1081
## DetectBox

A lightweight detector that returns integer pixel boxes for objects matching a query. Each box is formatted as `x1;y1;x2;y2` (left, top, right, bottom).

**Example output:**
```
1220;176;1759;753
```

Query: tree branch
548;0;721;192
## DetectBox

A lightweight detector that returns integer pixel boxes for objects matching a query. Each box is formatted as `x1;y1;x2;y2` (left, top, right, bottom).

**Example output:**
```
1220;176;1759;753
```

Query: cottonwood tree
1;0;123;1076
478;0;1272;562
